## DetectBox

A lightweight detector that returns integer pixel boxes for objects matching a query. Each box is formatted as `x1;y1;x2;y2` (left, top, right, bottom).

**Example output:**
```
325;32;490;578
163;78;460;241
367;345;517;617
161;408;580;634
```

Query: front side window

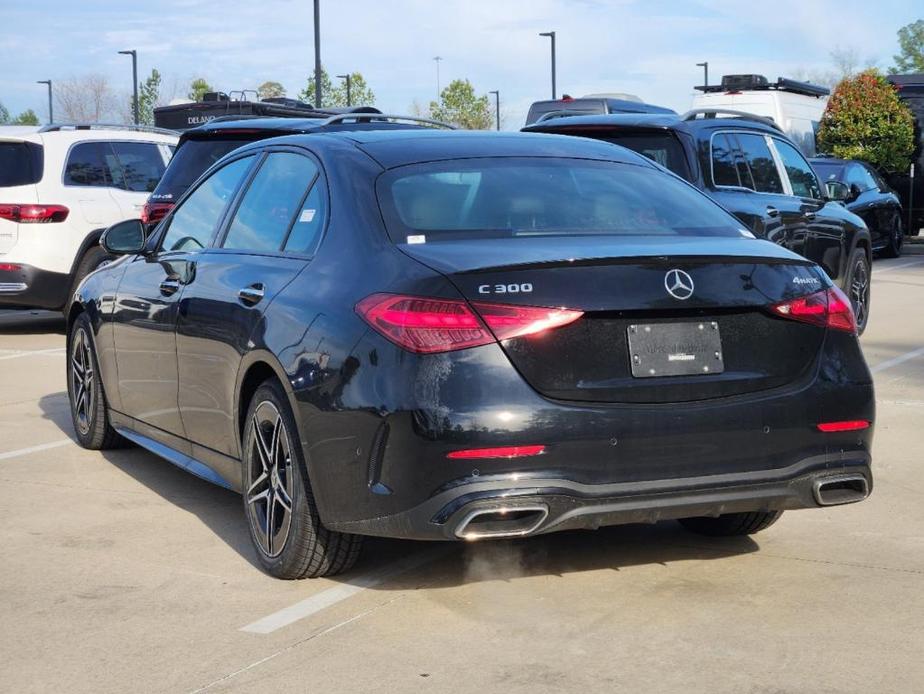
736;134;784;194
64;142;114;187
773;140;822;199
378;157;743;241
223;152;319;252
846;164;878;192
160;156;253;252
111;142;168;192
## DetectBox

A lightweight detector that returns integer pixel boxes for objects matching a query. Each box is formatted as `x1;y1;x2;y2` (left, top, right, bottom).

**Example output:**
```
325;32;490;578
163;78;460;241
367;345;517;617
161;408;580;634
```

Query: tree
13;109;39;125
0;102;9;124
298;68;334;107
188;78;214;102
817;69;915;173
892;20;924;73
429;79;492;130
56;75;117;122
257;81;286;100
137;69;162;125
329;72;375;107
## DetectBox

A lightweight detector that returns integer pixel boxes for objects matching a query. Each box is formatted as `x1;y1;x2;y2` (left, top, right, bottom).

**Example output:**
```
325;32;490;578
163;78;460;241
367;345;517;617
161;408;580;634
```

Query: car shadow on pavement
0;310;66;335
39;391;760;585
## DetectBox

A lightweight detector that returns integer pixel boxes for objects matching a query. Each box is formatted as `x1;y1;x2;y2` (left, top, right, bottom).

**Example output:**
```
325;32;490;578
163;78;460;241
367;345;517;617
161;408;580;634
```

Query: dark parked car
886;74;923;232
525;95;675;125
810;156;904;257
68;131;874;579
525;111;875;332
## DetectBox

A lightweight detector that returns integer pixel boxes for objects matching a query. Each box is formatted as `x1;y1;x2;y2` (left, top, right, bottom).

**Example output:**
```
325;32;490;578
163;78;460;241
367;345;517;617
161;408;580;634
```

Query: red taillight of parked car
816;420;870;433
355;293;583;354
447;445;546;460
141;201;174;225
0;204;69;223
769;287;857;334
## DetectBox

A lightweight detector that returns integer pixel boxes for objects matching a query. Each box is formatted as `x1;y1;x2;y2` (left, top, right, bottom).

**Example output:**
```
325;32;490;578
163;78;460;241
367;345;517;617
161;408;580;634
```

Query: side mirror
101;219;146;255
825;180;850;202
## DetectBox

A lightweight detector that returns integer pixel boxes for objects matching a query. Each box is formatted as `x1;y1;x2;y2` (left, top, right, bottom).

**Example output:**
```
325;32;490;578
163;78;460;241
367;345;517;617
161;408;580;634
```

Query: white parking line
873;258;924;275
871;346;924;374
240;548;448;634
0;347;66;360
0;438;74;461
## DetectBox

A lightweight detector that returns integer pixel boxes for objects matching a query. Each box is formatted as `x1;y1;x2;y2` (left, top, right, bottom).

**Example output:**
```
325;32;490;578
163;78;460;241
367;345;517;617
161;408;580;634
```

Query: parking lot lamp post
313;0;322;107
337;74;352;106
697;61;709;87
118;50;138;124
37;80;52;124
539;31;556;99
433;56;442;98
489;90;500;130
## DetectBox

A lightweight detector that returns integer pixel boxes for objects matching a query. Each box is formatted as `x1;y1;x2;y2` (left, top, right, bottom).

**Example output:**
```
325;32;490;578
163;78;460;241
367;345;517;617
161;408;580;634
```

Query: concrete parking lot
1;252;923;694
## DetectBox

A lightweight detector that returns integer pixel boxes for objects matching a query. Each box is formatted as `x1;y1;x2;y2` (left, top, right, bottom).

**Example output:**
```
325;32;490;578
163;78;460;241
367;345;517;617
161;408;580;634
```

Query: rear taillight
817;420;870;433
769;287;857;334
141;201;174;225
0;263;22;272
0;204;69;223
356;293;583;354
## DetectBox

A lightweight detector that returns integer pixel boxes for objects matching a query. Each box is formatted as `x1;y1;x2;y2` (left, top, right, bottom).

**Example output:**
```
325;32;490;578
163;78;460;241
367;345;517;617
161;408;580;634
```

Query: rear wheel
843;248;870;335
67;313;121;450
678;510;783;537
241;379;363;579
880;216;903;259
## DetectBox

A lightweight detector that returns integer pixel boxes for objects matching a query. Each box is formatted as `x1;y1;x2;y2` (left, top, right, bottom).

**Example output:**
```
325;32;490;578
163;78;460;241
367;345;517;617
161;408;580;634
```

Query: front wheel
67;313;121;449
242;379;363;579
880;216;903;259
843;248;871;335
678;510;783;537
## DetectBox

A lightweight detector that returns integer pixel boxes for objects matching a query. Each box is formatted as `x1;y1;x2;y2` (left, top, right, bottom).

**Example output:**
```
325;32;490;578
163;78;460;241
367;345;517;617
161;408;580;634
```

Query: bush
817;69;915;173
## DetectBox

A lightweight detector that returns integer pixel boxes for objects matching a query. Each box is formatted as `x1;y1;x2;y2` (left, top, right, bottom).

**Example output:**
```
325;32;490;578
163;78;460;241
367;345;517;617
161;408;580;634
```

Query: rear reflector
356;293;582;354
447;445;546;460
0;263;22;272
817;420;870;433
141;201;174;225
769;286;857;334
0;204;69;223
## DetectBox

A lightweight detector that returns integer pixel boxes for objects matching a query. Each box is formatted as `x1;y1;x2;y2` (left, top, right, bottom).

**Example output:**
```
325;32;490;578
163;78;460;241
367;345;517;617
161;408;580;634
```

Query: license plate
627;321;724;378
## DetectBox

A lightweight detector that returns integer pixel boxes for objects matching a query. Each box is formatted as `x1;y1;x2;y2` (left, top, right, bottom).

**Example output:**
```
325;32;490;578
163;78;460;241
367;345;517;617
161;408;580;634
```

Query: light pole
433;56;443;98
696;61;709;87
539;31;556;99
36;80;52;124
118;50;139;124
337;74;352;106
313;0;322;107
489;90;500;130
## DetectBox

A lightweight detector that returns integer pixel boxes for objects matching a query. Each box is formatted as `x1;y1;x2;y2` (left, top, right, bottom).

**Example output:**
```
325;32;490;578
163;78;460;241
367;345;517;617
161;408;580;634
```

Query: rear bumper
0;263;71;310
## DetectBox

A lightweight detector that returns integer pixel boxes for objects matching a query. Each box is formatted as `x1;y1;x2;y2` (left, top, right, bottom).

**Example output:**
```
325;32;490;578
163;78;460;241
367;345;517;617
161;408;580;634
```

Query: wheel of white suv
67;313;121;450
678;510;783;537
241;379;363;579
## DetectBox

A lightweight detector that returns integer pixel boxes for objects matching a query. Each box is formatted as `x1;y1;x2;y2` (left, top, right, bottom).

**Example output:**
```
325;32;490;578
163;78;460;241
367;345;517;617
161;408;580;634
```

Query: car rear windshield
0;142;43;186
591;131;691;181
377;157;743;242
149;137;248;201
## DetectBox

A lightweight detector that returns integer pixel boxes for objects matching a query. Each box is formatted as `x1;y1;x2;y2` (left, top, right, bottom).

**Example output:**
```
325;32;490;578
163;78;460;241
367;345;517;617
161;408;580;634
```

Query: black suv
526;111;874;332
143;108;432;227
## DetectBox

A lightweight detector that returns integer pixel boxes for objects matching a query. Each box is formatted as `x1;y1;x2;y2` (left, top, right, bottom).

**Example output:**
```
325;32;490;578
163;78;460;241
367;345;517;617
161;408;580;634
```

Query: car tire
678;510;783;537
880;217;903;259
241;379;363;579
67;313;122;450
66;245;112;310
843;248;871;335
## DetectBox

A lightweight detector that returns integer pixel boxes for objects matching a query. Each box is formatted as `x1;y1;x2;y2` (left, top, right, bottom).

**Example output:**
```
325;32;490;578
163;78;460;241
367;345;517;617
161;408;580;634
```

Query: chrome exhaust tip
813;474;869;506
454;505;549;540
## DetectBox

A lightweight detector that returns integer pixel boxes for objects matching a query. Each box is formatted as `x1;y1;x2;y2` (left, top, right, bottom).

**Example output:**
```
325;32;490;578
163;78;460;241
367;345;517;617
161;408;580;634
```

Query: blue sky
1;0;919;127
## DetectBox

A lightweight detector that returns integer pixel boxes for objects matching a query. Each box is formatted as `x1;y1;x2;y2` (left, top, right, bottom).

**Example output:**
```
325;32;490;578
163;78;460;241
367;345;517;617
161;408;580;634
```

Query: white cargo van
691;74;828;156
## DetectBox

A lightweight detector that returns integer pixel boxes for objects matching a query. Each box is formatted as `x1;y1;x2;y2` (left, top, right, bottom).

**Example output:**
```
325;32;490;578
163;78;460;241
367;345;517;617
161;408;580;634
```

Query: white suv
0;124;177;311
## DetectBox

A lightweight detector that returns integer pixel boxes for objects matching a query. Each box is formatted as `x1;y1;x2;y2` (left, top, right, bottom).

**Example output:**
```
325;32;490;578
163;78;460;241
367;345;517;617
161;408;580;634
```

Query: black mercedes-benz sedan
66;130;875;579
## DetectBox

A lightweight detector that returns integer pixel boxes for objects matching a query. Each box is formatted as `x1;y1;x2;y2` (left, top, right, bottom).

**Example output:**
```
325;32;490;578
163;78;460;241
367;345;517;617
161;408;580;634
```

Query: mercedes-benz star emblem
664;269;694;300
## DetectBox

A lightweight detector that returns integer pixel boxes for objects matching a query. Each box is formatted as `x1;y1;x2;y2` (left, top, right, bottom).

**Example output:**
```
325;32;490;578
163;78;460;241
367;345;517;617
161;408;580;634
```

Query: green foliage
891;19;924;73
429;79;492;130
298;68;333;107
138;69;161;125
330;72;375;107
13;109;39;125
0;102;9;124
257;81;286;100
817;70;915;174
188;77;214;102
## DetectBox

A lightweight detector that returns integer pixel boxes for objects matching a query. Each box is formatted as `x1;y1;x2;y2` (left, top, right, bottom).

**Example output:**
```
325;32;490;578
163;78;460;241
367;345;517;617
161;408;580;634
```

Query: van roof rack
319;113;456;129
681;109;782;131
38;123;177;136
695;75;829;98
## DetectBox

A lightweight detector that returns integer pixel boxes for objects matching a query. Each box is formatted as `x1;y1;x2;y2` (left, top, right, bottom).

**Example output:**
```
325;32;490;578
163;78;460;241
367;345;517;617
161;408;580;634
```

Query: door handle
238;283;265;306
159;279;180;296
766;206;780;217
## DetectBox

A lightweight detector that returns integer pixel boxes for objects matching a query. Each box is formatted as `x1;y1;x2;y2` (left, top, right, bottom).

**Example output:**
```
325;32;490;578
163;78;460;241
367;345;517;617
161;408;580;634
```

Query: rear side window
283;176;328;254
223;152;319;253
111;142;168;192
150;138;249;202
378;157;743;241
64;142;114;187
736;134;784;194
595;132;691;181
774;140;822;199
711;134;741;187
0;142;43;186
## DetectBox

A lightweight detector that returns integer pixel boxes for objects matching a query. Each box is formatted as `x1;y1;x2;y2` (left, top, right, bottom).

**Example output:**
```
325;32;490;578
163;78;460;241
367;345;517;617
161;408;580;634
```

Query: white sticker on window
407;235;426;244
299;209;316;223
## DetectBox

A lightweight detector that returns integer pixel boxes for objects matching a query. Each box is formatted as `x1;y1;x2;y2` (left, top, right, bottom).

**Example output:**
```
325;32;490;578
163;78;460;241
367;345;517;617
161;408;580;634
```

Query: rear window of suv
149;138;248;202
377;157;743;242
0;142;43;186
591;131;691;181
